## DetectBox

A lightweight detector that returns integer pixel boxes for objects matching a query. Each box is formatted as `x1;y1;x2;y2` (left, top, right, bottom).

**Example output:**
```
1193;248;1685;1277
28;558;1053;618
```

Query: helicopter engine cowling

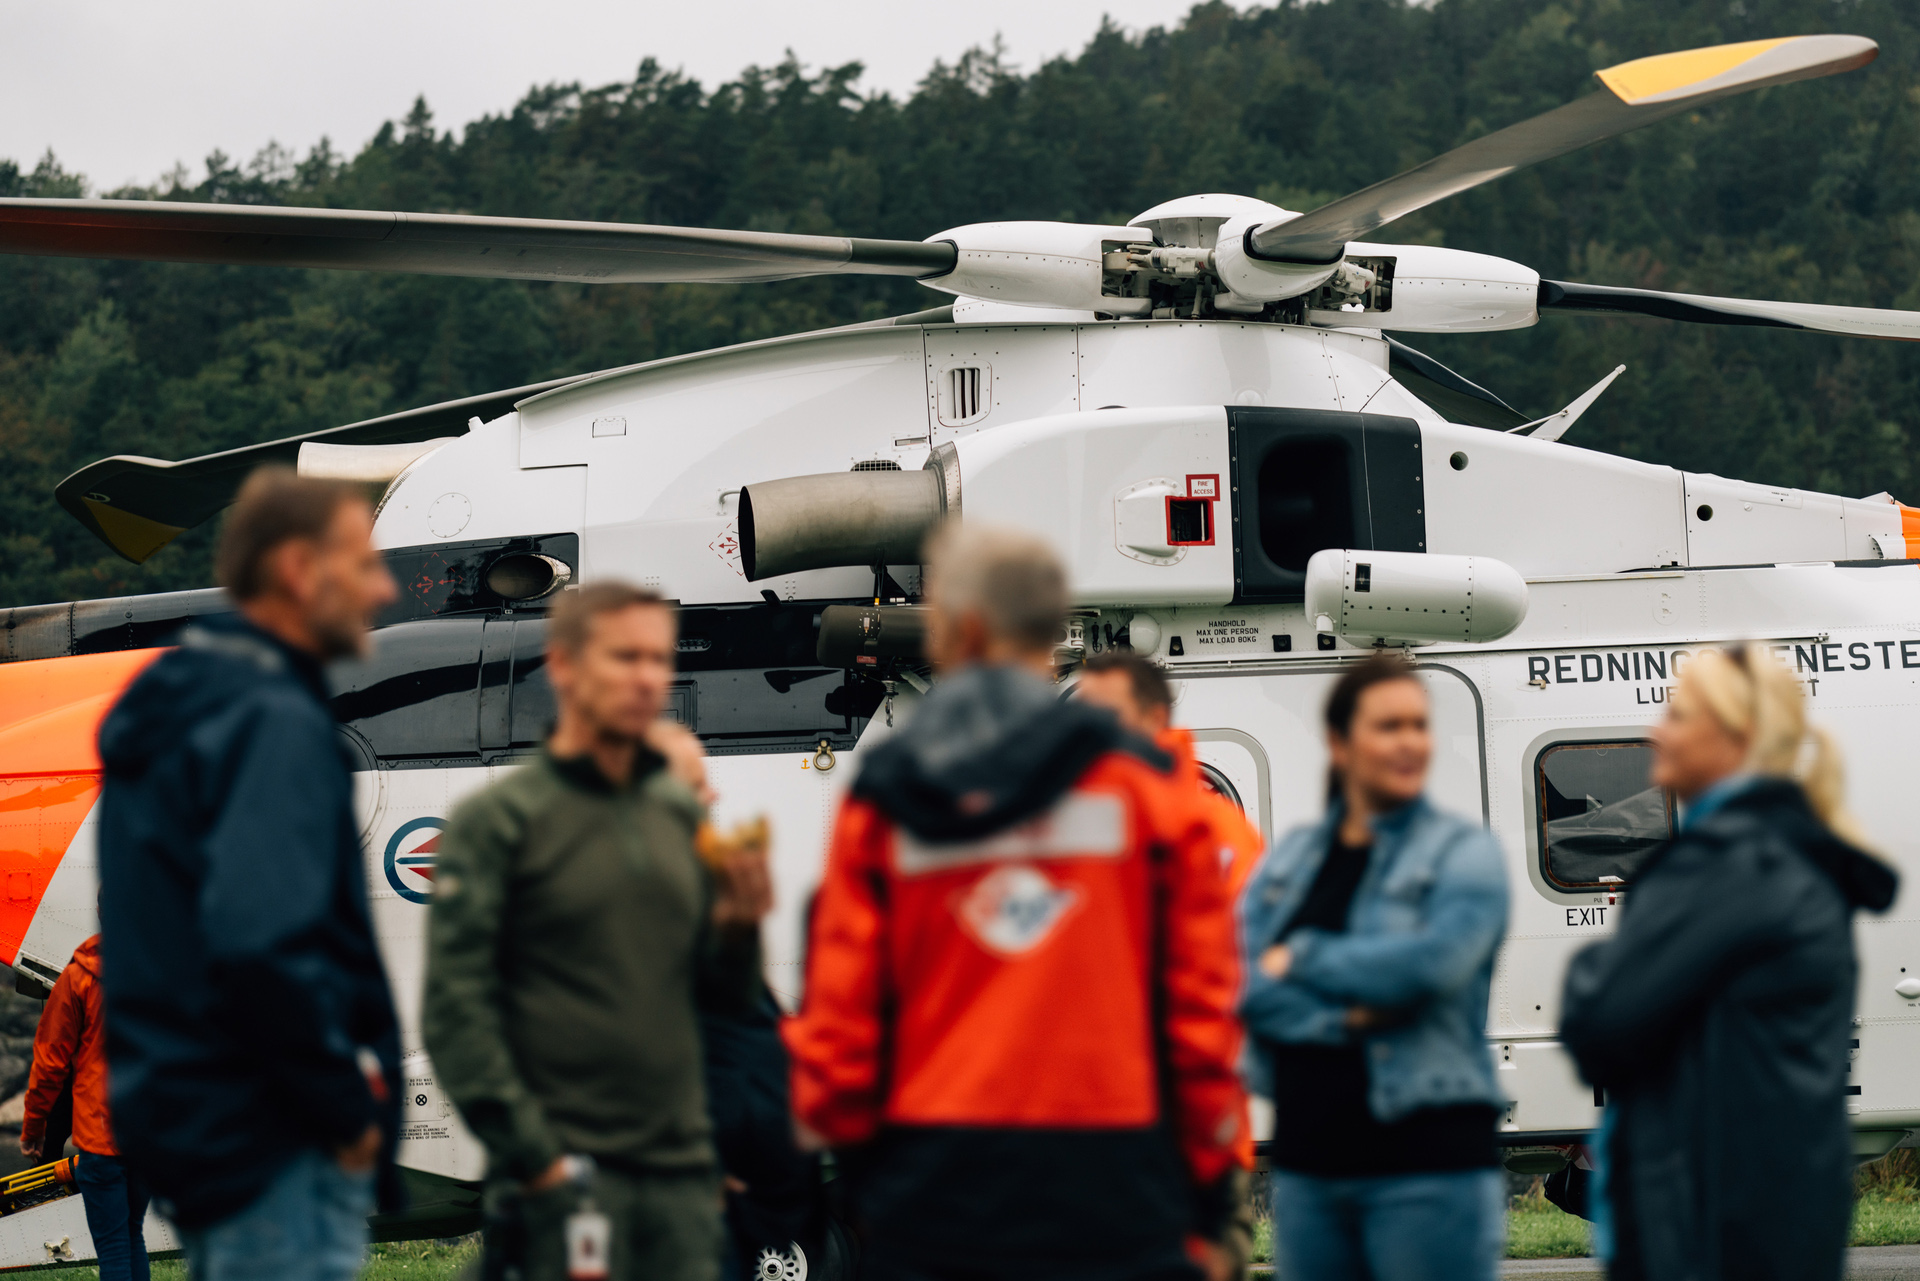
1215;220;1544;333
739;454;957;582
918;220;1154;314
1311;243;1540;333
1305;548;1529;647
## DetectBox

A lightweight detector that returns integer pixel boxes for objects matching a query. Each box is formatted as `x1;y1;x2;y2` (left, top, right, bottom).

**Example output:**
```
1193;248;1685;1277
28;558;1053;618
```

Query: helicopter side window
1535;740;1673;890
1197;762;1244;813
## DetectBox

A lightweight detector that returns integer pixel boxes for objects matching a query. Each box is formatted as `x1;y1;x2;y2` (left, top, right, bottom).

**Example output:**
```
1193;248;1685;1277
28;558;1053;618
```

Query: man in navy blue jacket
97;467;402;1281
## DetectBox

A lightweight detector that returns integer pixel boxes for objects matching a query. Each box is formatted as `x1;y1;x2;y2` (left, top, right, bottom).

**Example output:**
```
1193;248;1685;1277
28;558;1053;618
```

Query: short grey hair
923;521;1068;652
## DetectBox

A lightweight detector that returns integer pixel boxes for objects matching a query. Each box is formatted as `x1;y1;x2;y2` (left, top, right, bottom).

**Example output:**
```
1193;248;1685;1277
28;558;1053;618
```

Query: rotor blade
1384;337;1530;431
55;374;598;563
1539;280;1920;342
56;303;964;564
1249;34;1878;264
0;199;957;284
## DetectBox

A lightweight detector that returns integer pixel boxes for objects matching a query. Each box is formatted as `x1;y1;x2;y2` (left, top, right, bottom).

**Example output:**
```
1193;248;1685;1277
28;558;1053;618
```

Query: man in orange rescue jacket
784;524;1247;1281
1075;651;1265;897
22;934;150;1281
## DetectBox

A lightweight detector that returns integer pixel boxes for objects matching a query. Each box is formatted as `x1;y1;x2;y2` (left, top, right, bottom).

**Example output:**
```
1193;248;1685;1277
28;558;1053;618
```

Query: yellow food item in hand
694;815;770;869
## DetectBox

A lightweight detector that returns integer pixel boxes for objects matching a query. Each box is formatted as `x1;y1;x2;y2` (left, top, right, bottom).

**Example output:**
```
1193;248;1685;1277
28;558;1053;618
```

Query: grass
361;1240;480;1279
52;1239;480;1279
1851;1199;1920;1248
41;1158;1920;1276
1247;1186;1597;1263
1494;1150;1920;1259
1506;1189;1595;1259
1849;1148;1920;1248
1244;1153;1920;1265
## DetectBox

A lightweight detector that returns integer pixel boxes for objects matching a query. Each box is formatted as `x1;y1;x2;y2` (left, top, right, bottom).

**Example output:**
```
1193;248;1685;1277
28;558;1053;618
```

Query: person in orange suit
22;933;150;1281
1076;649;1263;1275
1076;651;1266;895
784;524;1248;1281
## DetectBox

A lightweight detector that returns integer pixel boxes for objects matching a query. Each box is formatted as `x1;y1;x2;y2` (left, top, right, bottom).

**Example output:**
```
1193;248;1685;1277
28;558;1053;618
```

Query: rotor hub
1128;193;1289;249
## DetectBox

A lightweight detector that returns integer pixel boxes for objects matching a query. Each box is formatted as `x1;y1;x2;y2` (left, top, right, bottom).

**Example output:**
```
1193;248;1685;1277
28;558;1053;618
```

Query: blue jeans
180;1149;373;1281
75;1151;151;1281
1269;1168;1505;1281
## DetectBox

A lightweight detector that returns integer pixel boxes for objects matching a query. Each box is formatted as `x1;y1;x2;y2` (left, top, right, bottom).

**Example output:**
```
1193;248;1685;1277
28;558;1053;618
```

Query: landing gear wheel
755;1242;807;1281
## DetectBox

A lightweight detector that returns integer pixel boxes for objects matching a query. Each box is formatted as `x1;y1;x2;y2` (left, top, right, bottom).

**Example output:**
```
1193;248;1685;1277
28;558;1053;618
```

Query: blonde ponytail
1682;644;1870;848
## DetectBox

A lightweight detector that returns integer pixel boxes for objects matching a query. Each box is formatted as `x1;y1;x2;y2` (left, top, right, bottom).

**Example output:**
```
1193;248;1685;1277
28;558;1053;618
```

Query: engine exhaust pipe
740;445;959;581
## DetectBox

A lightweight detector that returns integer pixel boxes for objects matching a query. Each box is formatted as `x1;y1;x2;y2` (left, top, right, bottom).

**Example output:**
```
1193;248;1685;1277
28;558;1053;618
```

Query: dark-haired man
785;524;1247;1281
425;582;771;1281
97;467;403;1281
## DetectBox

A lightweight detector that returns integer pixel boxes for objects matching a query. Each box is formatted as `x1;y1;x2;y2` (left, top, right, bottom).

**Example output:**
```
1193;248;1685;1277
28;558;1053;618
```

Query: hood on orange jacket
68;934;100;979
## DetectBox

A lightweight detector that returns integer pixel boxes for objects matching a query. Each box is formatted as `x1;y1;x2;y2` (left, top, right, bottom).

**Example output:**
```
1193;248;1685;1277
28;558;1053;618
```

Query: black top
1266;836;1497;1177
1291;836;1372;934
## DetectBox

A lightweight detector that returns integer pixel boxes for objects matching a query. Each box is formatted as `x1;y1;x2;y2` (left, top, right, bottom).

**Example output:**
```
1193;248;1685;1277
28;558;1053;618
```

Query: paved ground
1499;1244;1920;1278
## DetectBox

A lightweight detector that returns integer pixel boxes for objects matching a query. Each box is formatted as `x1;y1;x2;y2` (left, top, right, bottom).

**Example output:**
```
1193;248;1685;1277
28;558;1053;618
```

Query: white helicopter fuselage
11;313;1917;1237
343;313;1920;1174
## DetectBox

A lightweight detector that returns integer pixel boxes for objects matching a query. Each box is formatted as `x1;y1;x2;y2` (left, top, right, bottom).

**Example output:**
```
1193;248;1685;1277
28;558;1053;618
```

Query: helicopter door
1172;663;1487;837
1190;729;1271;843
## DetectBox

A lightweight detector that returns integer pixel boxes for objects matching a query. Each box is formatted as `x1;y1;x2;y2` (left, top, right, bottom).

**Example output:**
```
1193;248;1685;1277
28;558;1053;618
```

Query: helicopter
0;29;1912;1267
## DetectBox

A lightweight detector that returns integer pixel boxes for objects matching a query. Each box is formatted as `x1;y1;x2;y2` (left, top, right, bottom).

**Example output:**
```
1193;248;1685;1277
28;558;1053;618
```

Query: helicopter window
1197;762;1244;813
1535;740;1673;890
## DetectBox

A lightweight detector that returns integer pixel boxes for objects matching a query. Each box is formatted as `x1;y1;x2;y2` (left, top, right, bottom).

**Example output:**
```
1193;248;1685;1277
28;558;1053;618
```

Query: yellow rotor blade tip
80;498;184;564
1597;37;1793;105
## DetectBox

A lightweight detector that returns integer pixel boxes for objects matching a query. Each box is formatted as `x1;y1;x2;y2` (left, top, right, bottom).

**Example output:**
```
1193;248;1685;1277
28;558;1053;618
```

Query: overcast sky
1;0;1211;192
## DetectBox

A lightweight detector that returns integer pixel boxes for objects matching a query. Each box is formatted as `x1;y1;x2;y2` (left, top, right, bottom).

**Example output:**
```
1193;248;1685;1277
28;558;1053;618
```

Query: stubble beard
310;592;373;663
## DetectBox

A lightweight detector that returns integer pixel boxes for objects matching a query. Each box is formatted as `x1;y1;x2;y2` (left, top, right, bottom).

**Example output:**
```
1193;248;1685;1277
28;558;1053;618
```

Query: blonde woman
1560;645;1897;1281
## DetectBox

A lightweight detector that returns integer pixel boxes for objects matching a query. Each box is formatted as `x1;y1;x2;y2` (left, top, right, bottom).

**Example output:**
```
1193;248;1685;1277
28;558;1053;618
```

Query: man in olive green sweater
423;582;770;1281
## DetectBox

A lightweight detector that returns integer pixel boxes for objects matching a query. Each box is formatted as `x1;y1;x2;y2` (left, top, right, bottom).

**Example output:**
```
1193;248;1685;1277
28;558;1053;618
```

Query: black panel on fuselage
481;605;875;763
1226;407;1428;604
335;600;876;768
379;533;580;625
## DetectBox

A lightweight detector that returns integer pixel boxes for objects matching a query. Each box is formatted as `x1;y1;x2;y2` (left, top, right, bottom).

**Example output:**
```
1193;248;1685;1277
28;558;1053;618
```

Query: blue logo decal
384;817;446;905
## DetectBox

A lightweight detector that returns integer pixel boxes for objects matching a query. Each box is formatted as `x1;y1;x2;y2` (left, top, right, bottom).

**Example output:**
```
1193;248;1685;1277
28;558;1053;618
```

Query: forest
1;0;1918;604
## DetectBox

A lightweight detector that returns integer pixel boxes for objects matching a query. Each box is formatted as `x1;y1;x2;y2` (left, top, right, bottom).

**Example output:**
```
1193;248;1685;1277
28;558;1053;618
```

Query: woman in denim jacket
1239;653;1510;1281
